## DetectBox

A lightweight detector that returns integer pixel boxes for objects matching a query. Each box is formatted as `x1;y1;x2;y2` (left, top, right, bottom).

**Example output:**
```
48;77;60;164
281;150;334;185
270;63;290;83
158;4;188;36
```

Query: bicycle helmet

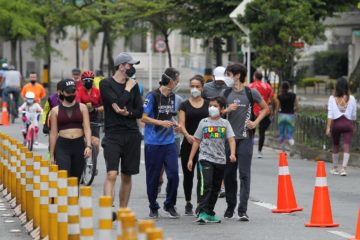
81;70;95;80
1;63;8;70
25;91;35;104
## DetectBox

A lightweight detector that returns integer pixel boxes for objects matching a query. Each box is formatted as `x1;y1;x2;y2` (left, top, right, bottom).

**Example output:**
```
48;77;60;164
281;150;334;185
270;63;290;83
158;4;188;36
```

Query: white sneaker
340;169;347;176
330;168;340;175
288;139;295;146
257;152;263;159
34;141;39;145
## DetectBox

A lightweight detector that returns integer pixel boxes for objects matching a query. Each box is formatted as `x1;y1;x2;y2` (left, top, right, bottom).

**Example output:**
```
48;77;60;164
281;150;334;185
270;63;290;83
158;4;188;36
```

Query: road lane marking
328;230;354;239
33;142;48;150
252;201;277;210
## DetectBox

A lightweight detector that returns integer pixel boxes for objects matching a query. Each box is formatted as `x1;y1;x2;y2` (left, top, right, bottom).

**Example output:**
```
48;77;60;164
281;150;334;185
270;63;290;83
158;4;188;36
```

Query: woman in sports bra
326;77;357;176
49;79;92;179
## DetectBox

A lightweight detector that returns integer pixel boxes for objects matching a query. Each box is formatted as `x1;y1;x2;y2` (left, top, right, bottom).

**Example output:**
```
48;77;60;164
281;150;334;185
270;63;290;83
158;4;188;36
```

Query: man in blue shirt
142;67;181;219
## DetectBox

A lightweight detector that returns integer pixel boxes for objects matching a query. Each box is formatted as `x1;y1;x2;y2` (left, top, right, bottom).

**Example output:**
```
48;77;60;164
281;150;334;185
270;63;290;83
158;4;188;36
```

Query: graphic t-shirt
194;117;235;165
222;88;262;139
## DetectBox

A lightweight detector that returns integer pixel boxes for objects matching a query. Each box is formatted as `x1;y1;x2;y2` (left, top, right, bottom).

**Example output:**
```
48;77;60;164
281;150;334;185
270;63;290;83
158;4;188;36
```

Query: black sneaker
185;202;193;216
163;206;180;218
149;209;159;219
112;211;117;222
224;207;235;219
238;212;249;221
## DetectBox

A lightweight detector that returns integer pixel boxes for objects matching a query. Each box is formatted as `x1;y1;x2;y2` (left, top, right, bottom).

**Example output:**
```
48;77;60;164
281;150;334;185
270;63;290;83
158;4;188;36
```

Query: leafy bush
313;51;348;79
299;77;324;88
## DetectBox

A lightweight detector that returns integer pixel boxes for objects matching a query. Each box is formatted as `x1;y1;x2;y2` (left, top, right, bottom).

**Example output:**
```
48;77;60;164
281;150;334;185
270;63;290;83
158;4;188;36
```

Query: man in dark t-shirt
100;52;143;212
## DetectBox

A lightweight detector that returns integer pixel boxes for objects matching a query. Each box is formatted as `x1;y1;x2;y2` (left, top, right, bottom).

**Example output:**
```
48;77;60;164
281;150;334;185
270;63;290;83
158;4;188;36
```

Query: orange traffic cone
305;161;339;227
272;152;303;213
349;209;360;240
0;102;9;126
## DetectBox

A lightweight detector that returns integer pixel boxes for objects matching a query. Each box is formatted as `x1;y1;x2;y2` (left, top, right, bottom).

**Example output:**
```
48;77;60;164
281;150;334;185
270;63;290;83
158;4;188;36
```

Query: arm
81;104;92;148
40;86;46;100
187;139;200;171
178;110;195;144
49;108;58;164
141;112;174;128
99;79;134;108
326;97;333;136
247;99;269;129
228;137;236;162
127;84;143;119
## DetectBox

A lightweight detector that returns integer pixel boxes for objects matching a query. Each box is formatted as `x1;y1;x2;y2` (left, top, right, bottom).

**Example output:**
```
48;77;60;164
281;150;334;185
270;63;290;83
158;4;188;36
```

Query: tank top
57;102;83;131
278;92;296;114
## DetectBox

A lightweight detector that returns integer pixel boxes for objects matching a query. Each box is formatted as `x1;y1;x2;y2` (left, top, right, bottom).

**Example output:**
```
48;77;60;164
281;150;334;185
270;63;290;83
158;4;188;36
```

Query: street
0;120;359;240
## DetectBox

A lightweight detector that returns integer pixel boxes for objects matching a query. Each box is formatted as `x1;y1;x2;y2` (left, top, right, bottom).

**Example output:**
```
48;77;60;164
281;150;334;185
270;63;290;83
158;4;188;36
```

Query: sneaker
330;168;340;175
149;209;159;219
185;202;194;216
224;207;235;219
195;212;208;224
340;168;347;176
112;211;117;221
219;187;225;198
34;141;39;145
206;214;221;223
163;206;180;218
288;139;295;146
238;212;249;222
257;151;263;159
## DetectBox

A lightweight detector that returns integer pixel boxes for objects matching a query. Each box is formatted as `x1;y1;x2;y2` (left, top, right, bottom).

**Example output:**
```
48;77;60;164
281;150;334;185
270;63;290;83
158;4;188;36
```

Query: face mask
125;66;136;78
190;88;201;98
208;106;220;118
64;95;76;103
225;77;234;87
26;99;34;105
83;80;93;90
30;80;36;85
59;93;64;101
173;82;181;93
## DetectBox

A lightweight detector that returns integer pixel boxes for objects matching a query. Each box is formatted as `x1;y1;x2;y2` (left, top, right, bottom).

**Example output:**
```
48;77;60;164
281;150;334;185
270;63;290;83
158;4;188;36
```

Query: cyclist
21;72;46;103
72;68;82;91
18;91;43;144
2;65;21;116
77;70;103;158
0;63;9;104
94;69;104;89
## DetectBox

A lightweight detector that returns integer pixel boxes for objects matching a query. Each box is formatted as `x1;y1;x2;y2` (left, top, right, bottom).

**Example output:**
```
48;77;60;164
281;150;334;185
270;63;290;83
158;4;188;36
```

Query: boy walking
188;96;236;223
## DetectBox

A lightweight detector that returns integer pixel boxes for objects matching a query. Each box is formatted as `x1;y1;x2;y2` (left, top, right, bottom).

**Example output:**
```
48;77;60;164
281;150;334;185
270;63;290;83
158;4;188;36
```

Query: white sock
343;153;350;168
332;153;339;167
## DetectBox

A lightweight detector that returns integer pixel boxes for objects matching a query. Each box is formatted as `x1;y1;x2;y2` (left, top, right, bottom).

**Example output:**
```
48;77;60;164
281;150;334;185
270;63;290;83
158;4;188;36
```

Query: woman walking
178;75;209;215
276;81;299;151
49;79;92;179
326;77;357;176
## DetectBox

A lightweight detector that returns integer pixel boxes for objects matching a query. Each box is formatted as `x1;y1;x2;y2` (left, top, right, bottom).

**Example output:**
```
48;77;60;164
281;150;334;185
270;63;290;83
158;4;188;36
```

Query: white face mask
190;88;201;98
208;106;220;117
225;77;234;87
173;82;181;93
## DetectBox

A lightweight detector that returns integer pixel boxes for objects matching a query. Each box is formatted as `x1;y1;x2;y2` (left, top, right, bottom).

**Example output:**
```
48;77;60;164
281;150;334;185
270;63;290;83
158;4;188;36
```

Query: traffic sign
154;39;167;52
291;41;304;48
80;40;89;51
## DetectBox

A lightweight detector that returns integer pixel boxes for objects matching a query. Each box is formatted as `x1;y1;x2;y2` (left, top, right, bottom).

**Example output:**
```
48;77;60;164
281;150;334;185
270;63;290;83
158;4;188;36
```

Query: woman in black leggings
179;75;209;215
49;79;91;180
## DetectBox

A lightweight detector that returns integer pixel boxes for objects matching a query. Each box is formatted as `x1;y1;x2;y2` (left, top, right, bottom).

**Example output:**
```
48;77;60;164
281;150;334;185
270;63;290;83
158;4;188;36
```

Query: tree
239;0;357;83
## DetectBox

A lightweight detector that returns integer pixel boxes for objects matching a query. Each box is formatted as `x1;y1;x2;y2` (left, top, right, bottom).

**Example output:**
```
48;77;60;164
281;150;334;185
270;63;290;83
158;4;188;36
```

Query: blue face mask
26;99;34;105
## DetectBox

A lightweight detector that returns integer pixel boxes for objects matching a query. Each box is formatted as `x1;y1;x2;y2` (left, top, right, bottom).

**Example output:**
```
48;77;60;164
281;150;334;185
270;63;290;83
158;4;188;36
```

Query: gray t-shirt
202;81;228;100
222;88;263;139
194;117;235;165
4;70;21;88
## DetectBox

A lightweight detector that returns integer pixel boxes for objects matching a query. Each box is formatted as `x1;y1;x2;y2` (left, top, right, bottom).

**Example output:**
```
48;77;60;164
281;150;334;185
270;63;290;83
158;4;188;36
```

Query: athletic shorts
102;132;142;175
91;125;100;138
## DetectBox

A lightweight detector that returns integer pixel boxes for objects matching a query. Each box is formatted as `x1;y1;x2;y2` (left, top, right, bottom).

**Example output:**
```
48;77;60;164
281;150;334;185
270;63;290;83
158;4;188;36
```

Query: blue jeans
145;143;179;210
2;86;20;111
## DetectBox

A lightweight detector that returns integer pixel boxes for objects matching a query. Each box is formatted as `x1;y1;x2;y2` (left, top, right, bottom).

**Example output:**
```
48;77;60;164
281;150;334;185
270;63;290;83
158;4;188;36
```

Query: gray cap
114;52;140;66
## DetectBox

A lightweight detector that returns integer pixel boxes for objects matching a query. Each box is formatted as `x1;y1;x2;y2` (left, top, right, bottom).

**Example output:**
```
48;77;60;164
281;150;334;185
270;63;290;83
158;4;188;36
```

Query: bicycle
81;122;103;186
23;111;40;151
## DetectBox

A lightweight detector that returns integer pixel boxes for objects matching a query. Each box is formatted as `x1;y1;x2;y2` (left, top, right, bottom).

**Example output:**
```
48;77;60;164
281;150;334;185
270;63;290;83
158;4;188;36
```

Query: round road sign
155;39;167;52
80;40;89;51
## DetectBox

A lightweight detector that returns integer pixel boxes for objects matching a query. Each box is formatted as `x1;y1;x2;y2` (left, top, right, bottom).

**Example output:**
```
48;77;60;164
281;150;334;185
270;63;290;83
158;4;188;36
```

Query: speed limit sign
155;39;167;52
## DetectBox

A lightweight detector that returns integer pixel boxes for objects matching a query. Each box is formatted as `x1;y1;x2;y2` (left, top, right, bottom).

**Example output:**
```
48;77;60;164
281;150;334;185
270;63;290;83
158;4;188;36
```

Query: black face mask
30;80;36;85
59;93;64;101
64;95;76;103
83;80;93;90
125;66;136;78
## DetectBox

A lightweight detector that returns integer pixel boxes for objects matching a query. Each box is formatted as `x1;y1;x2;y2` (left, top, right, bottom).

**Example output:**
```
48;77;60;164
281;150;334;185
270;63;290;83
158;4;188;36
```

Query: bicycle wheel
82;145;97;186
7;99;15;123
27;128;34;151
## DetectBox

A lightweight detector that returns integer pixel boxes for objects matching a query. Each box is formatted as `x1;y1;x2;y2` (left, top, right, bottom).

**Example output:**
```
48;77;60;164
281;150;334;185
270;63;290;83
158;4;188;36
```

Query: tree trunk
106;37;114;76
75;25;80;68
44;30;52;93
19;39;23;76
10;39;17;67
213;37;222;66
99;29;106;71
164;34;172;67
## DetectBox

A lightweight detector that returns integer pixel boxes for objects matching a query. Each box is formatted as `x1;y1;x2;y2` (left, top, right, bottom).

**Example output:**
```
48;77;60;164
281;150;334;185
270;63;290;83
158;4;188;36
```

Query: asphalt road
0;120;359;240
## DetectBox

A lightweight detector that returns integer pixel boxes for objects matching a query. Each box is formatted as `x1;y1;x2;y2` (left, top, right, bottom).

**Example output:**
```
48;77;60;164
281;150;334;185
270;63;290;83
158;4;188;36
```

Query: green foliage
313;51;348;79
299;77;323;87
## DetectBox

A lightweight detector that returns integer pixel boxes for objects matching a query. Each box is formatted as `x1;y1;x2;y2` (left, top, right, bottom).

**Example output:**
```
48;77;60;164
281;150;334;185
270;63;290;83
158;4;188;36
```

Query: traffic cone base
272;206;303;213
305;222;339;228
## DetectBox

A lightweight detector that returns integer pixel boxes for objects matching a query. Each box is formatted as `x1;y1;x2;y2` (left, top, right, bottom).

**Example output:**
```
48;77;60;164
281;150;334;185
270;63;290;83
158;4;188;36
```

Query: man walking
222;63;269;221
249;71;275;158
202;66;228;100
100;52;143;210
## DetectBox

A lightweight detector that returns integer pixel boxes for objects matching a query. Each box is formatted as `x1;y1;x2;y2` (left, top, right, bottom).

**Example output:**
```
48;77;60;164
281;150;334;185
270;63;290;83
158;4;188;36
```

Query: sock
343;153;350;168
332;153;339;167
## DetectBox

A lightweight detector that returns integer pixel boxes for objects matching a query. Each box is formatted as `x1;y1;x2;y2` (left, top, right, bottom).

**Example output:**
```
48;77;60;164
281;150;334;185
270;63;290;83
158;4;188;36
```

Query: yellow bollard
79;186;93;240
138;220;155;240
0;141;3;188
58;170;68;240
32;155;41;230
68;177;80;240
19;153;27;224
99;196;113;239
25;151;34;227
40;160;49;238
121;213;137;240
15;143;23;206
116;208;132;239
3;144;9;196
10;150;17;202
146;228;163;240
49;164;58;240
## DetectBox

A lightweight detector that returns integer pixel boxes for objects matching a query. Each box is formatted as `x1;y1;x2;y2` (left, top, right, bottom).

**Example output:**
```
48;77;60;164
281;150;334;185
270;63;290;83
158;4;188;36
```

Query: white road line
328;230;354;239
33;142;48;150
252;201;277;210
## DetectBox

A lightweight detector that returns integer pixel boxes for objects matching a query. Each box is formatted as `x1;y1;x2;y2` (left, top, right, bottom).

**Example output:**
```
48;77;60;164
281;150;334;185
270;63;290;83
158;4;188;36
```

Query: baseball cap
72;68;81;75
213;66;226;81
63;79;76;93
114;52;140;67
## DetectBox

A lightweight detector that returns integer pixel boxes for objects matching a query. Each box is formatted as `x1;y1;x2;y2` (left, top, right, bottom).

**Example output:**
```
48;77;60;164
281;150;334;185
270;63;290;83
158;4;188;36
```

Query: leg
207;163;225;215
258;116;270;153
224;142;238;211
12;88;20;111
70;138;86;180
331;124;341;171
54;137;72;174
237;138;253;214
91;136;100;157
180;143;195;202
197;161;214;214
119;174;132;207
145;145;163;210
278;115;286;149
163;143;179;208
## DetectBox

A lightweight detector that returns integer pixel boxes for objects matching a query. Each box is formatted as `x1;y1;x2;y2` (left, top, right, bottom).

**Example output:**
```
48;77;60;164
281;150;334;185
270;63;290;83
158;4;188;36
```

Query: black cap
63;79;76;93
72;68;81;75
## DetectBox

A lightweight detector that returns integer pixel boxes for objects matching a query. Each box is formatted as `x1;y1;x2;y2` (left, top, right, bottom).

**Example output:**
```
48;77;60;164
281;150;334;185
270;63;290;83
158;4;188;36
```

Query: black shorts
102;132;142;175
91;125;100;138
